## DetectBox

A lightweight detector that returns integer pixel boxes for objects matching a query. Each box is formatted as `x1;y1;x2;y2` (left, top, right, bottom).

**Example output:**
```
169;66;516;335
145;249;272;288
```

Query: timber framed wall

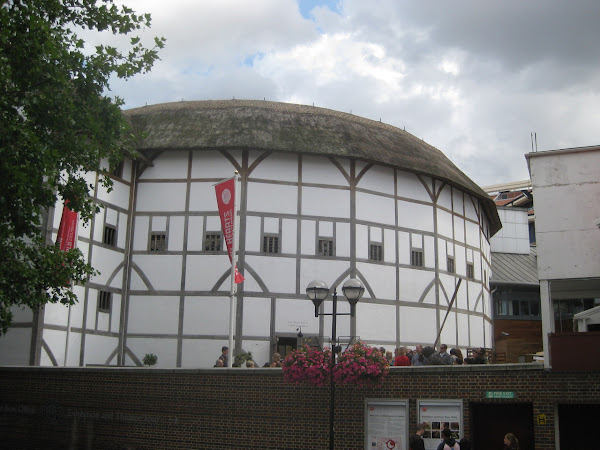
1;365;598;449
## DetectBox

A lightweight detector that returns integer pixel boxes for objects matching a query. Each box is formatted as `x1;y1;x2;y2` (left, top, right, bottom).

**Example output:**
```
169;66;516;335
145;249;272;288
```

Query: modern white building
0;100;501;368
526;145;600;367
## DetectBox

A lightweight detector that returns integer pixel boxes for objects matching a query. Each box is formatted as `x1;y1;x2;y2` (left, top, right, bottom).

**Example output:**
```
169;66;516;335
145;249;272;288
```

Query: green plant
234;351;254;366
143;353;158;366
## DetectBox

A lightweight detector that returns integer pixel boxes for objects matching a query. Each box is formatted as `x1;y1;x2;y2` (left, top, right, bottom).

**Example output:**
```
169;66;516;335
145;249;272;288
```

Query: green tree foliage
0;0;165;334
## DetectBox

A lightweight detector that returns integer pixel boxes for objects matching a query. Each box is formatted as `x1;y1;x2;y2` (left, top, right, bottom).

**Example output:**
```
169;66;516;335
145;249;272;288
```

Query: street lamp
306;278;365;450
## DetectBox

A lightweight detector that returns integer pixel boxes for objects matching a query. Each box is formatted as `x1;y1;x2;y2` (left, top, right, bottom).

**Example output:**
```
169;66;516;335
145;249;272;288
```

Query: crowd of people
213;344;487;368
410;423;520;450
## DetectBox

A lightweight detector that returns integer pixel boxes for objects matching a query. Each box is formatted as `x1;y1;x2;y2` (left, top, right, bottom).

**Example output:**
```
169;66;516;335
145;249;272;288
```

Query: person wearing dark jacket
436;428;460;450
503;432;520;450
408;423;426;450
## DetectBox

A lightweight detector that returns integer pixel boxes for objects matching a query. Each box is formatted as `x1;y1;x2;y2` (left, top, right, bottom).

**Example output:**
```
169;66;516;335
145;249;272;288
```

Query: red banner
215;178;244;284
56;201;78;251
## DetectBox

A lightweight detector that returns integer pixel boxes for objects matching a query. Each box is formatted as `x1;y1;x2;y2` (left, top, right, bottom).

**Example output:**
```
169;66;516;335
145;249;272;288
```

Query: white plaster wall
126;337;176;368
398;200;434;233
183;297;230;335
357;165;394;194
42;329;66;366
357;262;396;300
302;186;350;218
133;216;150;251
356;224;368;259
91;247;127;286
336;222;351;257
437;185;453;210
65;332;82;366
465;220;480;248
43;302;70;327
384;229;396;263
242;297;271;337
248;256;296;294
187;216;205;251
399;306;437;344
453;216;465;243
181;338;230;368
464;196;478;221
397;171;432;203
250;152;299;182
132;255;182;291
10;305;33;323
137;182;187;212
299;259;353;296
490;207;530;254
300;220;316;255
398;268;435;304
128;296;180;334
191;150;239;179
0;328;31;365
139;151;189;180
301;155;348;186
436;209;453;239
282;219;297;254
188;182;218;211
356;303;397;341
239;340;271;368
356;191;395;225
397;232;410;265
169;216;185;251
248;182;297;215
275;298;319;334
530;149;600;279
185;255;230;291
97;179;131;211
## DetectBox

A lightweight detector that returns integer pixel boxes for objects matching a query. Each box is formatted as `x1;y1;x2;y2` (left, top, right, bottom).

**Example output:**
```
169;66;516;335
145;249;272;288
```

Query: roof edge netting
124;100;501;235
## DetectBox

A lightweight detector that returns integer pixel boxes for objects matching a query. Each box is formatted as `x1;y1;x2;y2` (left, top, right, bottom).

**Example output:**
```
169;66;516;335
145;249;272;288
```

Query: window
150;233;167;252
110;161;124;178
447;257;455;273
494;289;540;319
369;243;383;261
103;225;116;246
467;263;474;279
318;238;334;257
98;291;112;313
263;235;279;254
204;233;221;252
411;249;424;267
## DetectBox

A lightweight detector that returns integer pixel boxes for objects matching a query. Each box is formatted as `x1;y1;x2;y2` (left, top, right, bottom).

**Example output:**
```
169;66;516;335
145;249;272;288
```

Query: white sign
417;400;462;450
365;400;408;450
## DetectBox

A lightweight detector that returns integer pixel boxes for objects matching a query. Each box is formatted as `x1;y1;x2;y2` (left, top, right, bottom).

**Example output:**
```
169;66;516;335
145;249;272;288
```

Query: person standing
436;428;460;450
439;344;453;365
412;344;425;366
218;346;229;367
503;433;520;450
394;347;411;366
408;423;426;450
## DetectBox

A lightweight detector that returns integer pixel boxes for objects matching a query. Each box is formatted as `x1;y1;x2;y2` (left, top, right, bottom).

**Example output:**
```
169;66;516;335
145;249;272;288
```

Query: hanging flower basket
282;341;389;388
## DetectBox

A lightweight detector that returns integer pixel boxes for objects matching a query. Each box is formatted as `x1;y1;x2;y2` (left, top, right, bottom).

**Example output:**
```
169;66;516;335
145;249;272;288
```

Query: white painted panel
42;329;66;366
78;220;91;239
181;338;230;368
398;268;435;304
140;150;189;180
97;178;131;210
86;294;97;329
91;247;127;285
189;182;219;212
437;185;452;210
137;182;187;212
452;189;464;215
250;152;299;182
238;340;271;368
455;249;466;277
43;302;69;326
397;200;434;232
437;209;453;239
133;216;149;251
453;216;465;243
357;262;396;300
191;150;240;179
185;255;230;291
457;313;470;347
0;328;31;365
470;316;485;348
275;298;320;334
111;295;121;333
242;297;271;336
299;259;353;295
128;296;179;334
264;217;279;233
93;214;104;243
396;171;431;202
245;216;261;252
356;303;396;341
117;213;128;248
65;332;82;366
319;221;333;237
282;219;297;254
356;224;368;259
438;310;456;346
424;236;435;269
248;256;296;294
184;297;229;335
248;183;297;215
169;216;185;251
106;208;118;225
357;165;394;194
437;238;448;268
464;195;478;221
187;216;205;251
370;227;382;242
399;306;437;344
301;220;316;255
302;187;349;218
125;337;177;368
384;229;395;263
356;192;395;225
301;155;348;186
205;216;221;232
322;300;351;338
10;305;33;322
397;232;410;265
97;312;110;331
336;222;350;258
133;255;182;291
465;221;480;247
152;216;167;231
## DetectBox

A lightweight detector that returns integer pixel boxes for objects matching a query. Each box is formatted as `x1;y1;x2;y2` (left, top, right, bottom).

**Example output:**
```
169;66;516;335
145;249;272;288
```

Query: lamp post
306;278;365;450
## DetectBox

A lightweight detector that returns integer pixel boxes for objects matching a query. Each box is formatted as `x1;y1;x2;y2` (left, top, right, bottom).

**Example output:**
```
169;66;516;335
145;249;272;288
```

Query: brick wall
0;364;598;449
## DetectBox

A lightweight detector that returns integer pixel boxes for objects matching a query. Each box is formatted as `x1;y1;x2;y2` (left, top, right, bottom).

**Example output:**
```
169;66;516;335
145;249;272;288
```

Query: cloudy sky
101;0;600;187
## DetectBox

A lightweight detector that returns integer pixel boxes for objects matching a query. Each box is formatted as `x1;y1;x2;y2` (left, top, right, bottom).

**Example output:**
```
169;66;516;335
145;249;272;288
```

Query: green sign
485;391;515;399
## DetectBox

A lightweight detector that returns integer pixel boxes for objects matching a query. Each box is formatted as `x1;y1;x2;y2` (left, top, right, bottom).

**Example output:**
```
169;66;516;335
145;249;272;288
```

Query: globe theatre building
0;100;501;368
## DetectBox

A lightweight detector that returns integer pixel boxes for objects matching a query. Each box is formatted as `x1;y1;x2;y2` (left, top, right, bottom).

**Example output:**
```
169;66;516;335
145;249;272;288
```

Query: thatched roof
124;100;500;235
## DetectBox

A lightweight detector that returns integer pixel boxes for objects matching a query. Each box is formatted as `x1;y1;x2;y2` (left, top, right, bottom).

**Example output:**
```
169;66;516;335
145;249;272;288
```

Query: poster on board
417;400;462;450
365;400;408;450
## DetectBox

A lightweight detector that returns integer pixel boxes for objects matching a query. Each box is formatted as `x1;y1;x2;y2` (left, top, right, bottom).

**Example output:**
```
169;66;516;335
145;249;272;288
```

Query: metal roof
491;246;539;286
